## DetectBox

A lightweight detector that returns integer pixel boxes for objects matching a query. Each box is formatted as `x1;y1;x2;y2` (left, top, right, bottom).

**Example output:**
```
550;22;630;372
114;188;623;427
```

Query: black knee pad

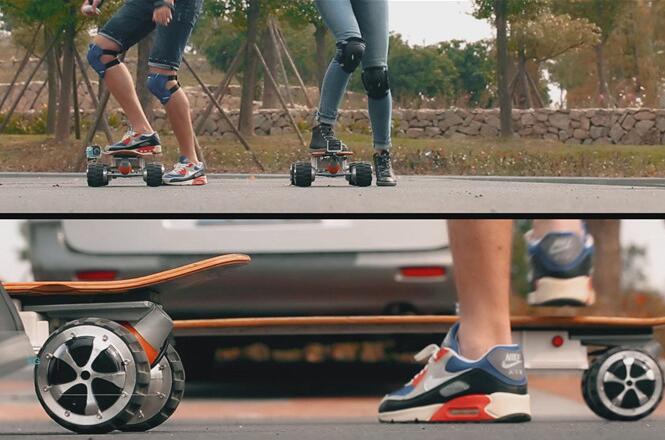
362;66;390;99
335;37;366;74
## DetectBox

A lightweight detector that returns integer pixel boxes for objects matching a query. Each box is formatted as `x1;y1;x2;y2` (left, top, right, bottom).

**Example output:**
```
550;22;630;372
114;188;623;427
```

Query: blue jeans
99;0;203;71
315;0;392;150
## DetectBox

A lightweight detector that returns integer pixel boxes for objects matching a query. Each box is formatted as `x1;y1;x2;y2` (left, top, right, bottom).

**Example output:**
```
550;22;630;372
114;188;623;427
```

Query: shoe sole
527;276;595;307
162;176;208;186
376;181;397;187
378;393;531;423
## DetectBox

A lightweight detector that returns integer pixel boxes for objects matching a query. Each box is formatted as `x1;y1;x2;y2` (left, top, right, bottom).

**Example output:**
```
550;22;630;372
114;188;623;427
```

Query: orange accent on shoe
411;366;428;387
434;347;448;362
429;395;493;422
192;176;208;186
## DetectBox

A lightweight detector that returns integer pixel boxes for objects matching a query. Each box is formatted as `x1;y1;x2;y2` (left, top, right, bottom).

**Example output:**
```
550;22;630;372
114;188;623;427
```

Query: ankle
457;322;512;360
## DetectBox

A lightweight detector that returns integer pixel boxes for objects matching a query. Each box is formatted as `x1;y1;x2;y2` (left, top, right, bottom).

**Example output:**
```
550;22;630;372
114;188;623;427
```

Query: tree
586;220;622;301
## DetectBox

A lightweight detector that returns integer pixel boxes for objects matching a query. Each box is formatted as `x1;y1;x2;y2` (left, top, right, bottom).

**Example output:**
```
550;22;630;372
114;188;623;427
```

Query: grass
2;132;665;177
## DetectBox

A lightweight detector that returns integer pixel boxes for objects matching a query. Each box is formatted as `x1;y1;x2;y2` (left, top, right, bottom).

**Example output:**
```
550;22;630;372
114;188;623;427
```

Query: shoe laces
319;124;336;140
407;344;441;384
375;151;393;177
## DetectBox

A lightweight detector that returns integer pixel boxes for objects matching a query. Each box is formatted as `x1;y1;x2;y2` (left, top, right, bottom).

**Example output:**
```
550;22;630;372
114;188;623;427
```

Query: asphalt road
1;173;665;213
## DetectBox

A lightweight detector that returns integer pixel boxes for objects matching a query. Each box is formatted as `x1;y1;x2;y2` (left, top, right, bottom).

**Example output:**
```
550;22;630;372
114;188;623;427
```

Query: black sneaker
309;123;343;151
526;230;595;306
373;150;397;186
107;130;162;154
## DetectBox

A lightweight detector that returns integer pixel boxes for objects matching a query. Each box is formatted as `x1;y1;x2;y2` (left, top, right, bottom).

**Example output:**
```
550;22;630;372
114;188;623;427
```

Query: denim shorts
99;0;203;71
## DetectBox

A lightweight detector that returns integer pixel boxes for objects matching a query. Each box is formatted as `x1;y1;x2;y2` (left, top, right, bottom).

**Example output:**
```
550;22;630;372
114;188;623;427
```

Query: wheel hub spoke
84;383;100;416
85;335;112;369
92;371;126;388
50;380;82;400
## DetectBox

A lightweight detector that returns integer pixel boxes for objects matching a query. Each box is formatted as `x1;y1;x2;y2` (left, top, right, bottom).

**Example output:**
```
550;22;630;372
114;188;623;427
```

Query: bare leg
150;67;198;164
532;219;584;239
449;220;513;360
93;35;152;134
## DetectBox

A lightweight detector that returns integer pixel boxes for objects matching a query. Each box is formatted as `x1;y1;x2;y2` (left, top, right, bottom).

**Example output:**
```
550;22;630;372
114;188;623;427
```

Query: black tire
582;347;664;421
34;318;151;434
350;163;372;187
87;163;108;187
119;345;185;432
146;163;163;187
289;164;296;185
293;162;313;187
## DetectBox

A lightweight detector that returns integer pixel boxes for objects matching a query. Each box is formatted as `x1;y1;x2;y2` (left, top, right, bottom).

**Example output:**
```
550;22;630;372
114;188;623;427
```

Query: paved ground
1;173;665;213
2;371;665;439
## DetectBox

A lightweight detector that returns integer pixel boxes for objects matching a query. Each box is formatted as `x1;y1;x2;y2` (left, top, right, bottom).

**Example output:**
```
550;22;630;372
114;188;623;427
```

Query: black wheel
34;318;151;434
582;347;663;421
119;345;185;432
145;163;163;187
349;162;372;187
87;163;108;187
289;164;296;185
293;162;313;187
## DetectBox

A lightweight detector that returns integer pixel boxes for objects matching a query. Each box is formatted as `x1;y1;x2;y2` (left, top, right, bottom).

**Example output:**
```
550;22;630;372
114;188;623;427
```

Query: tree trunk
495;0;512;137
586;220;622;307
55;19;75;142
516;44;533;109
136;32;155;124
314;23;328;91
45;29;58;135
238;0;261;137
594;42;610;108
261;28;279;109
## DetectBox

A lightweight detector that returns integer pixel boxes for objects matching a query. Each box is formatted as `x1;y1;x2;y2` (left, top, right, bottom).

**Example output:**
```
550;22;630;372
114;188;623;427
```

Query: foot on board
378;323;531;423
162;156;207;186
526;230;596;307
107;129;162;155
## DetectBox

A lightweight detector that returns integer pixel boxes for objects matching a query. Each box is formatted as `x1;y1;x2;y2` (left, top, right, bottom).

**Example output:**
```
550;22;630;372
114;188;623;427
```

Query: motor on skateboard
4;254;251;433
85;145;164;188
290;139;373;187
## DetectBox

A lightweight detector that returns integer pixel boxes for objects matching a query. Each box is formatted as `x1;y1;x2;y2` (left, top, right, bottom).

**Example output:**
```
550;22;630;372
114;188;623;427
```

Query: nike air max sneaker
107;130;162;154
162;156;207;186
526;230;595;307
378;323;531;423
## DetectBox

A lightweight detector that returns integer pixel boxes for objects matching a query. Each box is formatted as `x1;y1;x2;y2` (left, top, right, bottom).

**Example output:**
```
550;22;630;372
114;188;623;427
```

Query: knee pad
335;37;366;74
147;74;180;105
86;43;121;78
362;66;390;99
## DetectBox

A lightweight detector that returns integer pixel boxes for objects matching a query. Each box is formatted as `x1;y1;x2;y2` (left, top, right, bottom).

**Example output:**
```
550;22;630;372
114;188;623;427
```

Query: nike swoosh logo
501;360;522;369
423;375;448;392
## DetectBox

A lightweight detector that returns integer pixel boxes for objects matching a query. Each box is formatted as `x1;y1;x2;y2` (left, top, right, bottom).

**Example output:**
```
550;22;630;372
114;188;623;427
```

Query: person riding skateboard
81;0;206;186
313;0;396;187
378;220;595;422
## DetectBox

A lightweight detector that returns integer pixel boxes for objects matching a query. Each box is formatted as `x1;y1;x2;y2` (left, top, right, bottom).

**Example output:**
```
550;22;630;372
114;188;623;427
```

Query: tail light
75;270;118;281
397;266;447;281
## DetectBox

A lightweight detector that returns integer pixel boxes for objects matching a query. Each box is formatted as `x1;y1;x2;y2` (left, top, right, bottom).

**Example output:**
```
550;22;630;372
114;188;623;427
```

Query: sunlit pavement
2;369;665;439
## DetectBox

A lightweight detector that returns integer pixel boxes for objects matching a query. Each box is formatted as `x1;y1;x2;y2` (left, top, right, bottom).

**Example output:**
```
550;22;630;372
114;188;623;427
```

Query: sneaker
309;123;345;151
378;323;531;423
526;230;595;307
373;150;397;186
107;130;162;154
162;156;207;186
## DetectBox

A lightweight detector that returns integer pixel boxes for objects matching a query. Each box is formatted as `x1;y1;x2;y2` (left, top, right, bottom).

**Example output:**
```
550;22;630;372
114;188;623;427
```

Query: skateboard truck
290;139;373;188
85;145;164;188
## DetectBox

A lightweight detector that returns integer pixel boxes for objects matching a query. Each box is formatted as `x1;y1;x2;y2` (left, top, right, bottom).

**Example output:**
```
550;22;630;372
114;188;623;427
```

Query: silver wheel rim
124;354;173;425
597;350;662;418
36;324;137;426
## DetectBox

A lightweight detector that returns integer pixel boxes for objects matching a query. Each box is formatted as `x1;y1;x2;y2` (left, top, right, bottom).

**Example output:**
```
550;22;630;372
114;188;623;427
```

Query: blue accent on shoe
388;385;414;397
528;232;594;273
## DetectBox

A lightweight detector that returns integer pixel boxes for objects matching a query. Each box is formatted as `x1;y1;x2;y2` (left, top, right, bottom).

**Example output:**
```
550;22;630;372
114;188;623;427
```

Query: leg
313;0;362;126
354;0;392;151
450;220;513;359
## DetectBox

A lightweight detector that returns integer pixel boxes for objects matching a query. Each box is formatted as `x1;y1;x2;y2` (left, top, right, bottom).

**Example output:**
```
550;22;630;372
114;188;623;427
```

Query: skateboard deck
172;314;665;336
5;254;250;296
102;148;161;157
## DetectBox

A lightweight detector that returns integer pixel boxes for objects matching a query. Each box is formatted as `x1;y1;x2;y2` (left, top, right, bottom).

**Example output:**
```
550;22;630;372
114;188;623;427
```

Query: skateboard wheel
349;163;372;187
292;162;313;187
87;163;109;187
582;347;664;421
34;318;151;434
119;345;185;432
145;163;163;187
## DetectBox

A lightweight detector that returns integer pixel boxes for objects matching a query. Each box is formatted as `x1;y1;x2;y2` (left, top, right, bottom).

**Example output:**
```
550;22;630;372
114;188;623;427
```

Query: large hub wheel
582;347;664;421
35;318;151;433
119;344;185;431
